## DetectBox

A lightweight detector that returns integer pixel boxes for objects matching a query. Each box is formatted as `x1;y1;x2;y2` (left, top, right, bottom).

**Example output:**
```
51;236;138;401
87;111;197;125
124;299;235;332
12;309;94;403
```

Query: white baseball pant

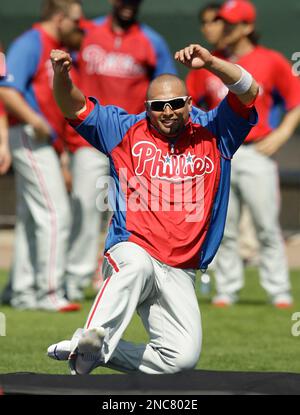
214;144;291;300
5;125;71;309
84;241;202;374
65;147;109;300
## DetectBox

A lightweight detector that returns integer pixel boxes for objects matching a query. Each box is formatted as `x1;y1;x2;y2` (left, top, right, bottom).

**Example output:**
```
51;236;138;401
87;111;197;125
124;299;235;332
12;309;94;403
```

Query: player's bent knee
127;255;153;279
158;341;201;374
174;346;201;373
257;228;281;246
119;244;154;277
160;353;200;374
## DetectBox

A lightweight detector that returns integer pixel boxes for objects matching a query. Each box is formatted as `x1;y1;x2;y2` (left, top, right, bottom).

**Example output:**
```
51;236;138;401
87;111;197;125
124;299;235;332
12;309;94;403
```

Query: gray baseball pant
5;125;71;309
85;241;202;374
214;144;291;299
65;147;109;300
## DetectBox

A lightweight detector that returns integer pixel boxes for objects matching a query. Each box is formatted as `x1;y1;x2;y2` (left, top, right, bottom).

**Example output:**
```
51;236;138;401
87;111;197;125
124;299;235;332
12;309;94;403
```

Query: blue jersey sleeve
93;16;106;26
269;88;286;129
141;25;177;78
0;30;41;95
192;95;258;158
74;97;145;154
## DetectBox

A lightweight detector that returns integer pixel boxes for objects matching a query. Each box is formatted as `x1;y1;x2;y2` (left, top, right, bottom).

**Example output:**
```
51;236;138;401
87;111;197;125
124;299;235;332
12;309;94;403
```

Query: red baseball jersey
78;16;177;113
68;93;257;269
187;46;300;142
0;24;70;153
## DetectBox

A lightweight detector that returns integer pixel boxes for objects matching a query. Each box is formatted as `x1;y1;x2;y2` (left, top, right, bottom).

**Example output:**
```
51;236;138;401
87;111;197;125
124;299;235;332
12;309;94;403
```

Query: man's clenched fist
50;49;73;75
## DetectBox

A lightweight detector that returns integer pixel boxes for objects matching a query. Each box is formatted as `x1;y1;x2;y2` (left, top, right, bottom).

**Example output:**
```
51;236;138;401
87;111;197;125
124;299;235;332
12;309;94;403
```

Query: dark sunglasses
146;96;189;112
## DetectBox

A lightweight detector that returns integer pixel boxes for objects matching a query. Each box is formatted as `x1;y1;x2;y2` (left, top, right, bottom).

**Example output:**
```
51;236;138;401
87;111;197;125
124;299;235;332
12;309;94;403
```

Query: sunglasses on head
146;96;189;112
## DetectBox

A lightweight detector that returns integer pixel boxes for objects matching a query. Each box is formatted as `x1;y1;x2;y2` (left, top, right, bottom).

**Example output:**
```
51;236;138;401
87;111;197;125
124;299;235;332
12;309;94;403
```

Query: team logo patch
132;141;214;181
82;45;146;78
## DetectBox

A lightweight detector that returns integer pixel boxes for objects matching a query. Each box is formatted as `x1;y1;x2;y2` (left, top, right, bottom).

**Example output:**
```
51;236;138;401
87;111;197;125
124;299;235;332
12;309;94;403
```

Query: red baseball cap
218;0;256;24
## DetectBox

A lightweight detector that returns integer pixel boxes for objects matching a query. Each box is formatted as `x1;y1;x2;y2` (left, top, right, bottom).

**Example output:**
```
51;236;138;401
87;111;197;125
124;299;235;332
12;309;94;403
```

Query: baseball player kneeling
47;44;258;374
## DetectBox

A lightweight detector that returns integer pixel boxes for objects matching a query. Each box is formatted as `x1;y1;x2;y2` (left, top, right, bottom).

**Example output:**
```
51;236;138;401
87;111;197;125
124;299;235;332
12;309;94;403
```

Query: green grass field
0;268;299;375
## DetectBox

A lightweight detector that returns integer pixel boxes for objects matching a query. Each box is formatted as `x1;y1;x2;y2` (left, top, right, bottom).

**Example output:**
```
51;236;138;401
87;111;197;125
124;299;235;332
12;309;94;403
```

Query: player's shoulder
139;23;166;45
190;105;208;122
255;45;289;63
91;15;107;27
9;27;41;55
90;97;146;121
83;16;108;40
12;27;41;47
79;17;99;33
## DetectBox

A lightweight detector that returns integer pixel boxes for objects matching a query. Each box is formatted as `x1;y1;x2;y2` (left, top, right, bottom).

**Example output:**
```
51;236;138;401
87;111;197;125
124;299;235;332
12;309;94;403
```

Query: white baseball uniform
214;145;291;302
65;147;109;301
0;24;75;310
5;125;71;310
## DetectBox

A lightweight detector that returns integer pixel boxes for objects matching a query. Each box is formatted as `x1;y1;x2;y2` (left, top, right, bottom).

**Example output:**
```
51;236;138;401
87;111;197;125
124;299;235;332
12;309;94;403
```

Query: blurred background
1;0;300;65
0;0;299;262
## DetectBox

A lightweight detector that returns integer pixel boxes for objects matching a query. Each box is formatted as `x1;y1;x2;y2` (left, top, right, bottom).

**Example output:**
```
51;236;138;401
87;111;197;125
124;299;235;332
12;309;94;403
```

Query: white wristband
225;65;253;95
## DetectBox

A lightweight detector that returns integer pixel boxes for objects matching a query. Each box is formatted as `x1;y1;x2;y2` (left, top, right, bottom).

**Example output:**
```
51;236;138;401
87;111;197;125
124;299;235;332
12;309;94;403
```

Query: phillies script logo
82;45;146;78
132;141;214;181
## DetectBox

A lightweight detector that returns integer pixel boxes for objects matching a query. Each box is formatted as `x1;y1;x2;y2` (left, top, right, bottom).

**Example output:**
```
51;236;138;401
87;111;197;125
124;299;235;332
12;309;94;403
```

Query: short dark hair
40;0;81;21
198;2;222;21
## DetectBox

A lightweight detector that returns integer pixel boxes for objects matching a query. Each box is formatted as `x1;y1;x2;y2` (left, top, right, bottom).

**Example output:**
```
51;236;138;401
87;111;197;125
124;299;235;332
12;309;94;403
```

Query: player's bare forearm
53;71;86;119
175;44;259;105
278;105;300;139
0;113;11;175
0;87;51;139
0;88;41;126
255;105;300;155
50;49;86;119
0;113;8;146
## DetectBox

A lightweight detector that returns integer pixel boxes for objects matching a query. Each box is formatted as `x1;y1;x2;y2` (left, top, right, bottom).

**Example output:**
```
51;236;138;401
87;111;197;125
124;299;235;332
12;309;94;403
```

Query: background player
198;3;224;51
187;0;300;307
0;0;82;311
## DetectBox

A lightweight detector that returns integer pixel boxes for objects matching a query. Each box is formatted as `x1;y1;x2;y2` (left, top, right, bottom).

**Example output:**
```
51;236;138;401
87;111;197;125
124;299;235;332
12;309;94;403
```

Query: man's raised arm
175;44;259;105
50;49;86;119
